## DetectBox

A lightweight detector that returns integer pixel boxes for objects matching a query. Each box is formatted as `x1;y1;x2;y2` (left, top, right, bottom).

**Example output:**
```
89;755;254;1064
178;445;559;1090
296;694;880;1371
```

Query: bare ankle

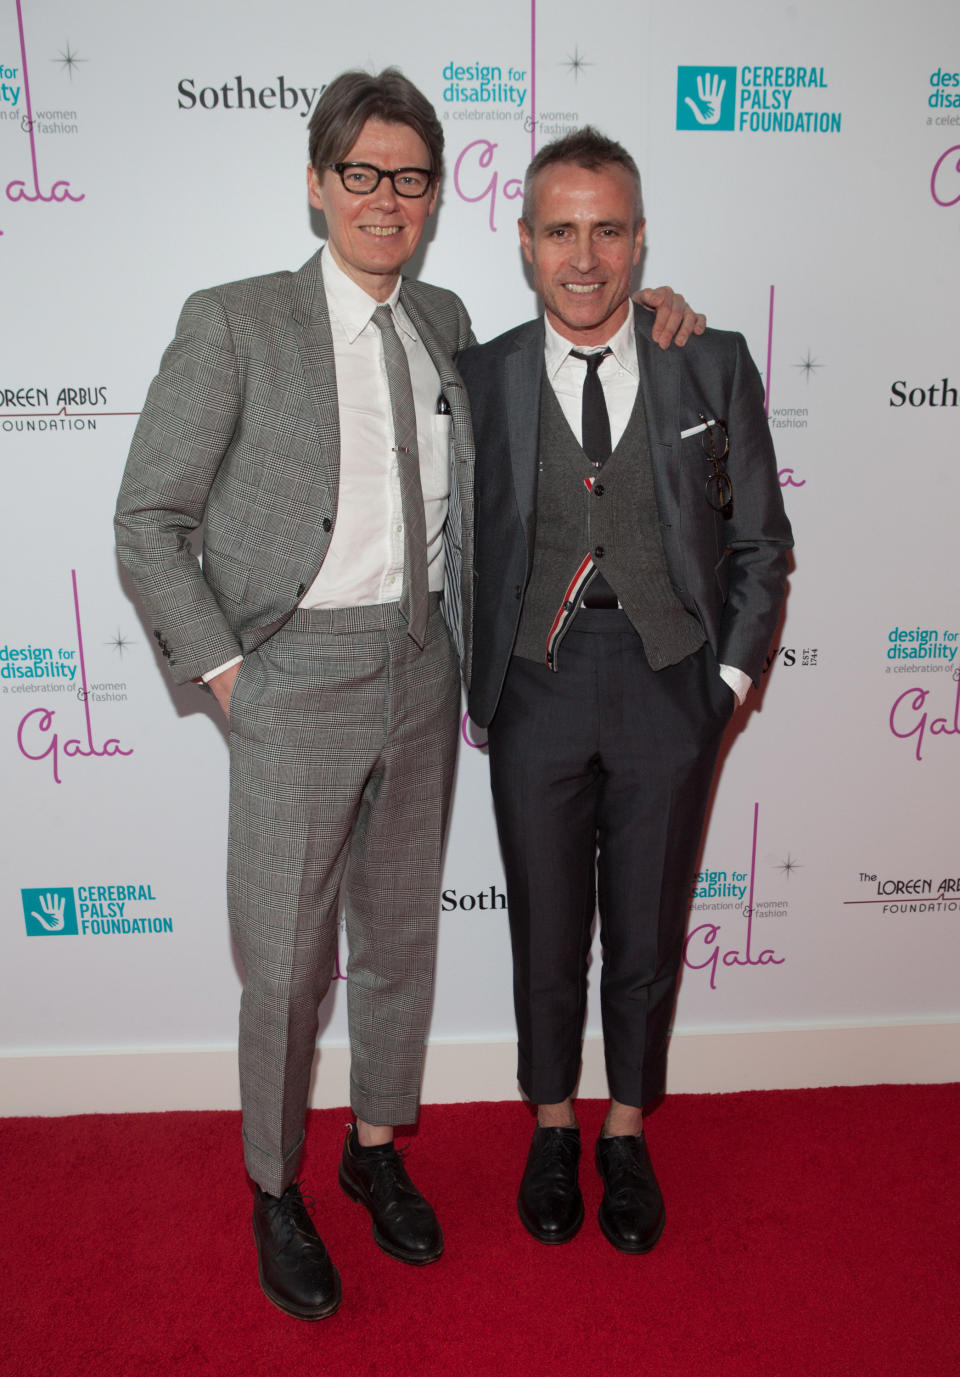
355;1119;394;1148
537;1100;578;1130
602;1100;643;1138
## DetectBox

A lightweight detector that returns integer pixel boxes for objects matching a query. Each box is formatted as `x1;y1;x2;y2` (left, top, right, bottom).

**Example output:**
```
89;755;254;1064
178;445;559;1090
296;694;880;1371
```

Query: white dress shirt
543;310;749;705
302;248;448;608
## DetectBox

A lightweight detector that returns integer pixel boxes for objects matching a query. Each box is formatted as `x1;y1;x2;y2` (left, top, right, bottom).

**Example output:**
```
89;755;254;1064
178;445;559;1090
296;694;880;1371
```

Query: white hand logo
31;892;66;932
685;72;727;125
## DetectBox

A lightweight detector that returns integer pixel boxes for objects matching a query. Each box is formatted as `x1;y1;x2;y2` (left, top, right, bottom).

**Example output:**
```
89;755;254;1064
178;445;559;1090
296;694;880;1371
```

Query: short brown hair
308;69;444;180
521;126;643;225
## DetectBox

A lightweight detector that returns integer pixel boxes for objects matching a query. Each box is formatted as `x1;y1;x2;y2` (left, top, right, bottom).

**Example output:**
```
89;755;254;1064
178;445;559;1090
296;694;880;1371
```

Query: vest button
322;517;332;532
593;483;605;497
594;545;605;559
297;583;306;598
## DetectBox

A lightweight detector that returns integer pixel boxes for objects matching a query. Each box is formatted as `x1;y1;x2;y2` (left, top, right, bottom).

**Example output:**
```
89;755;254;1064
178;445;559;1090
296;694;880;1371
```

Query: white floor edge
2;1021;958;1116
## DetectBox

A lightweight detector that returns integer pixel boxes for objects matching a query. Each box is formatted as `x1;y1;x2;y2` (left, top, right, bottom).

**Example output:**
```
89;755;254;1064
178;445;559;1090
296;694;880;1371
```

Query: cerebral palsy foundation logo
677;64;841;134
21;883;173;937
677;67;737;130
21;887;78;936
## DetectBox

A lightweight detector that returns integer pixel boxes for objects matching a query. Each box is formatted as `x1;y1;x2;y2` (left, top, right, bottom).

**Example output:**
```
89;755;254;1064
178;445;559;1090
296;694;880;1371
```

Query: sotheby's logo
22;887;78;936
677;67;737;130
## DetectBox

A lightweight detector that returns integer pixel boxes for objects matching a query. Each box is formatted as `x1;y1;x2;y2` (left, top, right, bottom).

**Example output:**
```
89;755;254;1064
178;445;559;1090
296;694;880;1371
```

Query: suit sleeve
114;291;245;685
715;332;793;685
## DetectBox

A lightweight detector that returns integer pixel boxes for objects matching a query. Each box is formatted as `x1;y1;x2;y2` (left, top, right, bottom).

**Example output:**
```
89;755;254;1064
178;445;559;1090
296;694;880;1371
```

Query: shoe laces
601;1138;652;1199
364;1144;418;1198
538;1130;579;1163
264;1180;319;1235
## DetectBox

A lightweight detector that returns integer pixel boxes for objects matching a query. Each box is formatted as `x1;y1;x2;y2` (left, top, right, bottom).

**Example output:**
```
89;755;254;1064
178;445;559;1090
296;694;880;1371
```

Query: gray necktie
372;305;429;647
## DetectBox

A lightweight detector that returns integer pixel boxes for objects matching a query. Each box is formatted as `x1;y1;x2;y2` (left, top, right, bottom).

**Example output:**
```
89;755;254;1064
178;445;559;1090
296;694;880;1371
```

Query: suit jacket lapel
290;250;341;503
505;318;544;558
633;306;683;568
633;303;678;456
399;287;460;391
399;285;472;460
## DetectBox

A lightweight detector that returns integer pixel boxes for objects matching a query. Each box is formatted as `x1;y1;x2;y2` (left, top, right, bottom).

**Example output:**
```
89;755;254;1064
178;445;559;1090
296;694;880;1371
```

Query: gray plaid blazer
115;249;476;686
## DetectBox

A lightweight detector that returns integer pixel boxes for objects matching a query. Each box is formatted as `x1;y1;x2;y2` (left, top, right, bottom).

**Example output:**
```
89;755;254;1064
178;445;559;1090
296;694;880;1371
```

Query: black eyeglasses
699;413;733;512
328;162;434;198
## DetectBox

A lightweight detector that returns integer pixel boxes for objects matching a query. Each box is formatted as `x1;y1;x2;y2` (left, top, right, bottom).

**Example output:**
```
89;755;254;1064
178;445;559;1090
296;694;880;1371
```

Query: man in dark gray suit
459;128;792;1255
115;75;700;1317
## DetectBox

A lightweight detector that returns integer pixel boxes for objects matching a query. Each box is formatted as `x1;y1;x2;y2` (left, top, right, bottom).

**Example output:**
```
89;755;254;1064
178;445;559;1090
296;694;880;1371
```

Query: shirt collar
543;303;639;381
321;246;412;344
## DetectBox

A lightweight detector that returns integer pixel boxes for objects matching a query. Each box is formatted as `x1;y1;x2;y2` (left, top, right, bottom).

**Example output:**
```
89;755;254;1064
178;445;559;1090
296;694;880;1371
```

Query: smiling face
518;160;645;346
307;117;438;301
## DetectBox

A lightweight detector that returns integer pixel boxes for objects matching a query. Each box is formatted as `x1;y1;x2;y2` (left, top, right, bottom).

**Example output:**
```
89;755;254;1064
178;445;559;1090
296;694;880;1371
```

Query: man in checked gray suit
115;73;698;1319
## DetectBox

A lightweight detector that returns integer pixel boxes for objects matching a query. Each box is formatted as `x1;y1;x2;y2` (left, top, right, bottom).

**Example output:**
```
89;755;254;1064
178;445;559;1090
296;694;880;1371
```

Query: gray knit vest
513;377;705;669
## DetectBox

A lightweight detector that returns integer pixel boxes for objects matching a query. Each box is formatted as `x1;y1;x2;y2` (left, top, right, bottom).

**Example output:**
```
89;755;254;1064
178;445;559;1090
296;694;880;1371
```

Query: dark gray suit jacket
460;305;792;727
115;249;476;687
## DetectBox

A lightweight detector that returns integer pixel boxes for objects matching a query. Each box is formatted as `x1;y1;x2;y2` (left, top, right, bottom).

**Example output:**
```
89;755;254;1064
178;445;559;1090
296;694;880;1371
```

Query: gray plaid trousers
227;598;459;1195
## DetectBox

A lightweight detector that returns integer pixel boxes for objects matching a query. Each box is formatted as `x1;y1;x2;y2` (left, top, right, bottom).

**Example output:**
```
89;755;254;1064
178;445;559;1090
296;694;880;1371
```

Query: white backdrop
2;0;958;1108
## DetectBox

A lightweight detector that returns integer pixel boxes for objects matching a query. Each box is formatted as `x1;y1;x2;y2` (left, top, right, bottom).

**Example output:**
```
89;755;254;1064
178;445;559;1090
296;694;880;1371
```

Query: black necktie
570;348;618;609
570;347;612;466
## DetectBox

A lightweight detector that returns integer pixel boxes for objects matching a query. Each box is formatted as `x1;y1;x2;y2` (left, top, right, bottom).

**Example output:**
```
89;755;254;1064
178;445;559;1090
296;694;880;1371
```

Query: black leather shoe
595;1132;666;1253
517;1125;584;1244
338;1124;443;1264
252;1181;342;1320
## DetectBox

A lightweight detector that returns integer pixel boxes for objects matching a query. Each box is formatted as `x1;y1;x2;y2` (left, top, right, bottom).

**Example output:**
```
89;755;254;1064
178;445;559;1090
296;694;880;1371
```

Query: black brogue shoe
517;1124;584;1244
595;1132;666;1254
338;1124;443;1264
252;1181;341;1319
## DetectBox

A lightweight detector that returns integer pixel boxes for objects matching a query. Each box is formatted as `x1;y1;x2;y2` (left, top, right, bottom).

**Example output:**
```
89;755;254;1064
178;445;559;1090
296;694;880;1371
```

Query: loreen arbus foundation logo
677;65;842;135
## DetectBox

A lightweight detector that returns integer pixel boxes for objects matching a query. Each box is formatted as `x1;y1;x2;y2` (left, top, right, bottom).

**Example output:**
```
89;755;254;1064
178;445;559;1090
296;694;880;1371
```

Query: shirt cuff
201;655;243;684
719;664;750;706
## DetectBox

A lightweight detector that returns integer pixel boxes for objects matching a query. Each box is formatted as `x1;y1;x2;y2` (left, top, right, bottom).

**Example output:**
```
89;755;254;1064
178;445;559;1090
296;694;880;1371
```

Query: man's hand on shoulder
207;661;241;719
636;286;707;350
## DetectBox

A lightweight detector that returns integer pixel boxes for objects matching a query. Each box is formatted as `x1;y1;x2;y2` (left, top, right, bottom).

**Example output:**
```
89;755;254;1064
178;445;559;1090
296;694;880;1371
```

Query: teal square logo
677;66;737;130
22;887;78;936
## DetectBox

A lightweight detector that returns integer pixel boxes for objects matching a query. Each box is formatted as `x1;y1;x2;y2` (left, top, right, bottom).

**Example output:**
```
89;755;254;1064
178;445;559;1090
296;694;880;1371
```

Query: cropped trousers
226;597;459;1195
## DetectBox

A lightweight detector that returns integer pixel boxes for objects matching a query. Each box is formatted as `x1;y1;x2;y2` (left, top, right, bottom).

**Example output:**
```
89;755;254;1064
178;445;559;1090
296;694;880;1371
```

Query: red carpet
2;1086;958;1377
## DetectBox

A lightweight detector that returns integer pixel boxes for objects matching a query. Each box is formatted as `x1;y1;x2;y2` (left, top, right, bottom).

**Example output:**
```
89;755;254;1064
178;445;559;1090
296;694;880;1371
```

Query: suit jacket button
297;583;306;598
515;585;522;600
594;545;605;559
322;517;332;532
594;483;605;497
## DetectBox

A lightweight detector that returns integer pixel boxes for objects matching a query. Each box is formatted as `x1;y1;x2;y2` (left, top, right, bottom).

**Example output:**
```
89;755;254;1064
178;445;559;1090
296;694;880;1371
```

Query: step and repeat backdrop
1;0;957;1086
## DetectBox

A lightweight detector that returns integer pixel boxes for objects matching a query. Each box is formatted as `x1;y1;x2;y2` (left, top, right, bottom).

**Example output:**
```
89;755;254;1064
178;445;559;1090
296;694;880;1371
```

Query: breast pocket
430;414;452;494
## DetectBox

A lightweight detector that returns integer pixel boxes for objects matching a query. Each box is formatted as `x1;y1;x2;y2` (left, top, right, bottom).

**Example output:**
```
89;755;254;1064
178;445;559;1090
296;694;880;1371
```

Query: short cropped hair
521;126;643;225
307;68;444;180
